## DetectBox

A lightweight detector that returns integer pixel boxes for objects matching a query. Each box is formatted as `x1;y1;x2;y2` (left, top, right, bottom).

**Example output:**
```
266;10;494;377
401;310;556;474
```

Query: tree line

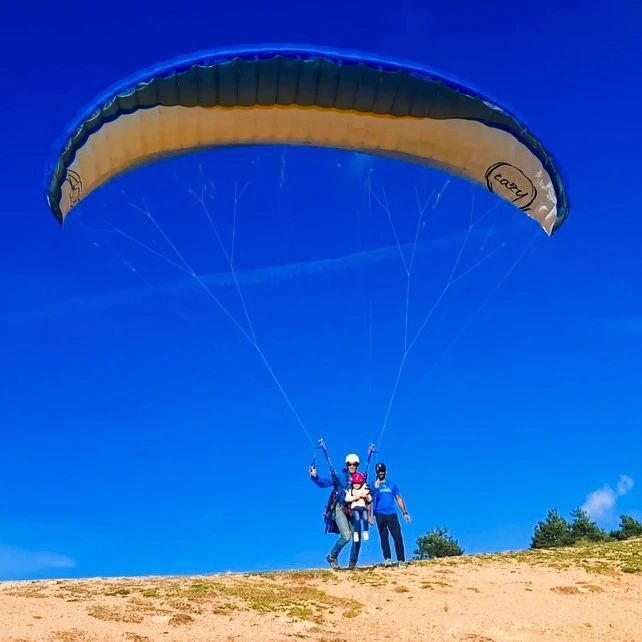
413;511;642;560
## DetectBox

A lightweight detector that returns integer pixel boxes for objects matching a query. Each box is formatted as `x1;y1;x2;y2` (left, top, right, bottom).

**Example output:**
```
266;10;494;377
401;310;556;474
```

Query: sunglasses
347;462;358;466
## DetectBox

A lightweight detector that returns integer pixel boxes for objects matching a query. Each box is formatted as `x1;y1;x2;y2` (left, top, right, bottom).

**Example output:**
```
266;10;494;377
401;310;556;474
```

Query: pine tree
531;509;573;549
568;508;608;542
611;515;642;541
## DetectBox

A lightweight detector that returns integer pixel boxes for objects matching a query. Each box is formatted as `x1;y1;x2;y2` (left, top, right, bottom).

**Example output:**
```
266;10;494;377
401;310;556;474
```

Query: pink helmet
351;472;366;485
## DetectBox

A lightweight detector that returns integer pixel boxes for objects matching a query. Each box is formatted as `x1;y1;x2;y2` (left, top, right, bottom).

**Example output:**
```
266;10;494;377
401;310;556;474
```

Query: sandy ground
1;543;641;642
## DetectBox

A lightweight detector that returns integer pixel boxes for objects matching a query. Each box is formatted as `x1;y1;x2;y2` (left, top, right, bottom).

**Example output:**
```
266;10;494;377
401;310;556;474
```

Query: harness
314;438;377;533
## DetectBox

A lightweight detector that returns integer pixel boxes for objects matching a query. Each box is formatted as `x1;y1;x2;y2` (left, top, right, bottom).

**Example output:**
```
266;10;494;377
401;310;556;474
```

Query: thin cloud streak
1;229;490;324
0;545;76;580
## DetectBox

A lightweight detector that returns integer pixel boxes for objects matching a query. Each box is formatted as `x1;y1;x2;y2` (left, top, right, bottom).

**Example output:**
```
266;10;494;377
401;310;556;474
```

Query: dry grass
2;537;640;641
61;575;366;624
86;604;144;623
467;537;642;575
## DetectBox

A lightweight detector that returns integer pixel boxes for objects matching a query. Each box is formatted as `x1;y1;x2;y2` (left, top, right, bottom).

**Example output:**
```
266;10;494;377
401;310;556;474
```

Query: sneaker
383;558;393;567
353;532;360;542
326;555;339;570
398;561;408;569
348;562;357;570
363;531;369;541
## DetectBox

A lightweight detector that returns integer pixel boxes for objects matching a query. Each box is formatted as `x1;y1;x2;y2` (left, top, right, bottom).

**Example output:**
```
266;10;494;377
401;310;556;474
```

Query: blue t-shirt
372;479;400;515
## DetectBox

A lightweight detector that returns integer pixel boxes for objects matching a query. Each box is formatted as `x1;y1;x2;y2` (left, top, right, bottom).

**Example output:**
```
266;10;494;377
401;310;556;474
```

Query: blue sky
1;0;641;580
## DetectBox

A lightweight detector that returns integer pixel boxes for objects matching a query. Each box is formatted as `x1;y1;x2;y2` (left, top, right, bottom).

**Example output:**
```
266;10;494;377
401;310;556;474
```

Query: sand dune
1;539;640;641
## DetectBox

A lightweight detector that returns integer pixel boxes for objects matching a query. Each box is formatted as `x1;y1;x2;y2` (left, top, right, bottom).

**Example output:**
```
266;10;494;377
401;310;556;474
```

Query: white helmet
345;453;360;465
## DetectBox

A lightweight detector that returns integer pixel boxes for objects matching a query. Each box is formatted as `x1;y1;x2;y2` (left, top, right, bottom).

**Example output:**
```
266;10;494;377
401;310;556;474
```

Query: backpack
323;489;340;534
323;484;355;534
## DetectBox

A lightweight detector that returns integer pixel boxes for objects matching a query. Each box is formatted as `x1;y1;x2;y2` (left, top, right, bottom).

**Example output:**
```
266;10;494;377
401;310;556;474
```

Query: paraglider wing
44;46;569;234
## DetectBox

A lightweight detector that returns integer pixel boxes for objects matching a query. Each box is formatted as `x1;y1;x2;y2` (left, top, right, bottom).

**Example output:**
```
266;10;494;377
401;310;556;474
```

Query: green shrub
414;527;464;560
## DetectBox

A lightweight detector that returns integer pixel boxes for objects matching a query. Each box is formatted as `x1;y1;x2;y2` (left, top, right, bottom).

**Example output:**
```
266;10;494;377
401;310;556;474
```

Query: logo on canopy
65;169;83;209
485;162;537;211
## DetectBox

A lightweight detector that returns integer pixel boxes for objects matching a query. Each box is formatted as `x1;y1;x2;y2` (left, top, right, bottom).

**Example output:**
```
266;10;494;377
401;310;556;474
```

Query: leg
388;514;406;562
360;510;370;540
352;510;361;532
355;508;369;541
329;506;353;561
349;536;361;567
352;509;362;542
376;514;392;560
362;510;369;534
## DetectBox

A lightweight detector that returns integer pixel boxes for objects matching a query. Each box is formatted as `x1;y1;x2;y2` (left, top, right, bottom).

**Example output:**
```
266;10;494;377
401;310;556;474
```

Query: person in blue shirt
310;452;363;570
371;462;411;568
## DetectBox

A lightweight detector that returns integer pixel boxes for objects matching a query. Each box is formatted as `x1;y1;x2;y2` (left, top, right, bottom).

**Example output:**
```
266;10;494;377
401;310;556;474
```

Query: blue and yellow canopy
45;45;569;234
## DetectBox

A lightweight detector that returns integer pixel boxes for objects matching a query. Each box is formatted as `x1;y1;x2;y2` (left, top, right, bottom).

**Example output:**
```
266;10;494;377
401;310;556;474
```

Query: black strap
364;442;376;480
317;438;340;487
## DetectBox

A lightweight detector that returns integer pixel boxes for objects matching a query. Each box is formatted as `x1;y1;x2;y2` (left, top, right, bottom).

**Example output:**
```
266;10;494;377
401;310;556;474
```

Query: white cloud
582;486;616;519
0;545;76;579
617;475;634;495
581;474;635;519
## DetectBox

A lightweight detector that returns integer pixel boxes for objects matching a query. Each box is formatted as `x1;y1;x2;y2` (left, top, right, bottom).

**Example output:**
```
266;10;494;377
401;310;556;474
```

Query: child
345;472;372;542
